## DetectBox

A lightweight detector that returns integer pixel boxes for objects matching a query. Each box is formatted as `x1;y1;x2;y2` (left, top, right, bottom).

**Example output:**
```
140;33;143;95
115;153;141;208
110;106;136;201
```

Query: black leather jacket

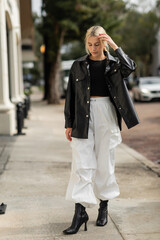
64;47;140;139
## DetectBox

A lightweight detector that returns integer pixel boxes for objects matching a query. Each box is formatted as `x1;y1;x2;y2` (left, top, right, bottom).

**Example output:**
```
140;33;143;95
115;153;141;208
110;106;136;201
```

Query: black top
88;58;110;97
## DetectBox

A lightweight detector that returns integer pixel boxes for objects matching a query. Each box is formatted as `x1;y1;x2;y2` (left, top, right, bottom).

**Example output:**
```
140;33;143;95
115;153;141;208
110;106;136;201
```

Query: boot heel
84;221;87;231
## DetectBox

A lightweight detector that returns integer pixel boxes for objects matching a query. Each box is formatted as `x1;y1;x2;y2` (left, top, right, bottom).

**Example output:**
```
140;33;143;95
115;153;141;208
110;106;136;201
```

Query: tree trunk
43;32;50;100
48;30;65;104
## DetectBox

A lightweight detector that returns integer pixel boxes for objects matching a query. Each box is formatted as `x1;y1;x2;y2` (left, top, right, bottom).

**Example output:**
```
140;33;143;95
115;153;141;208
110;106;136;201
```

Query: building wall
0;0;24;135
20;0;35;62
20;0;33;39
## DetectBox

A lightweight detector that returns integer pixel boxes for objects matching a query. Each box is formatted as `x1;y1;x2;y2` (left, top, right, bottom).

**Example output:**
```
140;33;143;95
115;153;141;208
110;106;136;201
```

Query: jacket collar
76;51;117;63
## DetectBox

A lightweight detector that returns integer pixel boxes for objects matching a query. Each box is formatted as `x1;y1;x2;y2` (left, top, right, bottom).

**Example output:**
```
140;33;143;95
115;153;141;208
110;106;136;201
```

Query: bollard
21;102;27;129
27;95;31;111
16;102;26;135
23;95;31;119
17;102;23;133
23;98;28;119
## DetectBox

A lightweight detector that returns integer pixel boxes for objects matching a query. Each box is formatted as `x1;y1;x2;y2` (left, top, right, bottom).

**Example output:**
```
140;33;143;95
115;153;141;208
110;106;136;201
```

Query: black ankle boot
96;200;108;226
63;203;89;234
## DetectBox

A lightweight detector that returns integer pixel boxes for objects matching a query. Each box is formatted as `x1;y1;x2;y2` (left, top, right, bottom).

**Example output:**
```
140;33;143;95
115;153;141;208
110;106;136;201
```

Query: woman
63;26;139;235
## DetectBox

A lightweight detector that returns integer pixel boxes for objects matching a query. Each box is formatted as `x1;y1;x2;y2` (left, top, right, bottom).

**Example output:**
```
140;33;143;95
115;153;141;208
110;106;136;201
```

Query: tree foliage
116;8;160;76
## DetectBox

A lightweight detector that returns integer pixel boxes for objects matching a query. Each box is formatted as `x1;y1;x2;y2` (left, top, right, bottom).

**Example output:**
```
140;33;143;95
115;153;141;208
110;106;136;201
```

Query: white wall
0;0;24;135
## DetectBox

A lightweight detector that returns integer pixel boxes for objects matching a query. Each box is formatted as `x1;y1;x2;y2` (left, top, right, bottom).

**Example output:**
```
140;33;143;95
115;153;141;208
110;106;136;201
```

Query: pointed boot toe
96;218;108;226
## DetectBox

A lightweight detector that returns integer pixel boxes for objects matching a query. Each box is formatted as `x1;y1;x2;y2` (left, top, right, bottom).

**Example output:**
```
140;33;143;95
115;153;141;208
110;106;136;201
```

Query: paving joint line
0;155;10;175
109;213;126;240
0;145;6;158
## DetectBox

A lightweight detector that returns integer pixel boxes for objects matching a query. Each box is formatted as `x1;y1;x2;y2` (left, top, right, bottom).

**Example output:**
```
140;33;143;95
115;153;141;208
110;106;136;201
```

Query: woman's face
87;36;104;57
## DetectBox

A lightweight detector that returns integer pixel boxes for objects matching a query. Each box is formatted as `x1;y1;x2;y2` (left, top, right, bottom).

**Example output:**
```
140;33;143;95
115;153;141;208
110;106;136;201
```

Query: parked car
60;60;75;98
132;76;160;102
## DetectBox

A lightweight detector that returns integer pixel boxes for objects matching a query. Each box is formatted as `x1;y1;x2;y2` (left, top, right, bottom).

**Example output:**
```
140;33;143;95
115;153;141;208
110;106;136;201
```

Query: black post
27;95;31;111
16;102;26;135
23;98;27;119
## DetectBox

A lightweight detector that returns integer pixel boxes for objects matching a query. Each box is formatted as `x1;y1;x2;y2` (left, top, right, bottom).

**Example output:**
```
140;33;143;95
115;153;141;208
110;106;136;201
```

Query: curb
120;143;160;177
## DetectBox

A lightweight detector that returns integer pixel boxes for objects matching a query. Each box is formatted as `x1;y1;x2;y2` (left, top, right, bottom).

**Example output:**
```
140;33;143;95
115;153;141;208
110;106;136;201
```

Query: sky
31;0;157;16
124;0;157;12
31;0;42;16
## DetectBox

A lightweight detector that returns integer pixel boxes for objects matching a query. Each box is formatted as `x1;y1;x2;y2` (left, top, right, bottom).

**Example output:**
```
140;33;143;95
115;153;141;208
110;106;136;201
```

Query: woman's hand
98;33;118;51
65;128;72;142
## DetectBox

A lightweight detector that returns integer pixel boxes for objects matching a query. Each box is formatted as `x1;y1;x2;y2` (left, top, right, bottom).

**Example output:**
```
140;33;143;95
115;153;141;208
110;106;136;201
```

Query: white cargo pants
66;97;122;208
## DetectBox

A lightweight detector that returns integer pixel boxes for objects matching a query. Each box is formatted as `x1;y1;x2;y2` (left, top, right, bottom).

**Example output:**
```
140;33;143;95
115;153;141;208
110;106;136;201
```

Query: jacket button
119;107;122;110
76;79;78;81
114;96;116;99
87;101;89;104
86;115;89;117
87;87;90;90
114;69;117;72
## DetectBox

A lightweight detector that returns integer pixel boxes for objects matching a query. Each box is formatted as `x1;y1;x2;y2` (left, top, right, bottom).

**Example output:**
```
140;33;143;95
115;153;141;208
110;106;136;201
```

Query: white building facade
0;0;24;135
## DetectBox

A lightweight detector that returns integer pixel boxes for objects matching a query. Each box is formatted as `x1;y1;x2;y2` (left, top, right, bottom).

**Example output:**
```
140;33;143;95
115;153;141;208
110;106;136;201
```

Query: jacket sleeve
115;47;136;78
64;67;75;128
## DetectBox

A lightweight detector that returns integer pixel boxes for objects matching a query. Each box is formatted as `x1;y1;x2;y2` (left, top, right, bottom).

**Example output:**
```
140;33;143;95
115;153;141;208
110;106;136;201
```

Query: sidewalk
0;87;160;240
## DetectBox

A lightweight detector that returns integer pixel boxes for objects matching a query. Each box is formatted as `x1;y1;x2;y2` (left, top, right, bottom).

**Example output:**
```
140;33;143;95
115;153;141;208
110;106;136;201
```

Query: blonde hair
85;26;109;54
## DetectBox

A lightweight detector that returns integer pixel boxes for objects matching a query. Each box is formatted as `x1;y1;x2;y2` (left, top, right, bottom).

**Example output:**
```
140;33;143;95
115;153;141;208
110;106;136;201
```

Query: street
0;88;160;240
122;100;160;163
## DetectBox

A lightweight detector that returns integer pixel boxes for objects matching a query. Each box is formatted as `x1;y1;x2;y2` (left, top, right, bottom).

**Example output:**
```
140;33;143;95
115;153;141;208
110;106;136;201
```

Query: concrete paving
0;87;160;240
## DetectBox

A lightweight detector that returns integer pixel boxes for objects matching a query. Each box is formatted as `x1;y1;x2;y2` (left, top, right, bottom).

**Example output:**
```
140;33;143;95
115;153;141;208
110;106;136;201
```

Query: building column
9;28;22;103
17;34;25;100
0;0;16;135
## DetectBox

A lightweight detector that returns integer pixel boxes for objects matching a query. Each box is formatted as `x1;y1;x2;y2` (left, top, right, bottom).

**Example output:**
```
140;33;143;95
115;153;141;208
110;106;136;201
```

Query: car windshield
140;78;160;85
